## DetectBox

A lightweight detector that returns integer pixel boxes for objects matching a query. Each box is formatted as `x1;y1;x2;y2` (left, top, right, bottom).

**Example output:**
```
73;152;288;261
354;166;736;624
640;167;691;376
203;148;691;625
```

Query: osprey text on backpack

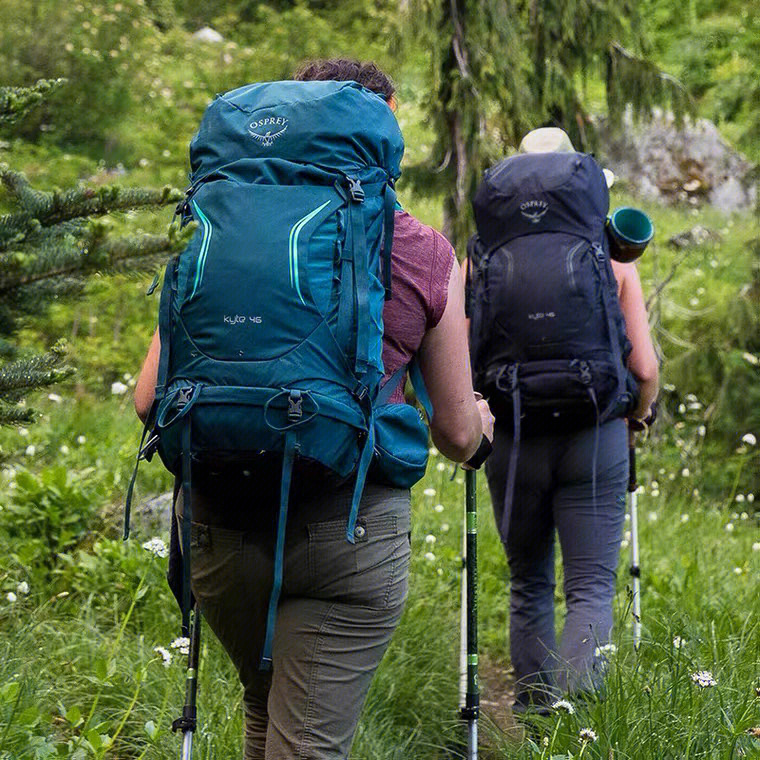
125;80;405;668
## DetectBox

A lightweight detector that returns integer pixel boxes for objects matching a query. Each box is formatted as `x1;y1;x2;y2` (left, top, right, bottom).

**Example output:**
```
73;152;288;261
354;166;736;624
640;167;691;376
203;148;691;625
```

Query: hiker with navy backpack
466;128;658;712
133;59;494;759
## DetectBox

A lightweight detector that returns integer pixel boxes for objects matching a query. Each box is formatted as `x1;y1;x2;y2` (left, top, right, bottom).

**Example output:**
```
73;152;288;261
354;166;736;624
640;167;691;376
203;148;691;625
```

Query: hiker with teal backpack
133;59;494;758
466;128;658;712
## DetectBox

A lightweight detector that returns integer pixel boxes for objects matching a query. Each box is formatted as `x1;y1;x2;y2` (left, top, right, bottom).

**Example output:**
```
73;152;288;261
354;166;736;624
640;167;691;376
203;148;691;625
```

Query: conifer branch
0;80;65;125
0;166;182;234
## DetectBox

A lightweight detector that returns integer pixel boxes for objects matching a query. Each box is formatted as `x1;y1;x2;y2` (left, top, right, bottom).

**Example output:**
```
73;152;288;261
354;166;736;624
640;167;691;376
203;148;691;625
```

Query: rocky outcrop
599;109;757;213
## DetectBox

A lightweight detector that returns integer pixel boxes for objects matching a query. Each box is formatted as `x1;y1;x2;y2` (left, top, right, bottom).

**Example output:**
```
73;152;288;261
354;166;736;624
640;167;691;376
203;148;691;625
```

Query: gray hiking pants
176;479;410;759
485;418;628;705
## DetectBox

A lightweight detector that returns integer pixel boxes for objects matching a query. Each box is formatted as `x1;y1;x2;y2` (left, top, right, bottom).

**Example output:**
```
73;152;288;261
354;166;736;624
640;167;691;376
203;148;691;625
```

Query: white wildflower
748;494;755;503
624;530;632;541
620;539;629;549
651;480;659;490
6;592;17;603
672;636;686;649
455;477;464;485
47;393;62;403
436;462;446;472
691;670;717;688
441;523;450;532
741;433;756;446
425;534;436;544
16;581;29;595
725;523;734;533
59;445;70;455
170;637;190;655
663;383;676;392
434;504;444;513
24;445;36;456
681;514;690;523
741;512;749;520
18;427;28;437
678;404;686;414
698;425;706;437
428;447;439;458
76;435;86;445
594;643;617;658
579;728;597;743
685;393;698;402
682;468;690;477
647;511;658;522
154;646;172;667
122;372;132;382
142;537;168;558
736;494;745;503
752;542;760;552
424;552;436;561
651;489;660;497
742;352;758;366
111;381;128;396
693;489;700;498
423;488;436;498
551;699;575;714
734;567;743;575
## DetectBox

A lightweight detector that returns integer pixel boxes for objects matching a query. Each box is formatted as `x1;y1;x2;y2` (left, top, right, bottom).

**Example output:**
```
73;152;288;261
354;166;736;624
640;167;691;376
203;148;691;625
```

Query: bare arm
134;329;160;422
418;259;492;462
612;261;659;420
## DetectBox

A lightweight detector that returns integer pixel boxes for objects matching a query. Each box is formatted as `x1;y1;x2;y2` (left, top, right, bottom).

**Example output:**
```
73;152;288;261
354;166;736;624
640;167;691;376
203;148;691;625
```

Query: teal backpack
125;80;429;669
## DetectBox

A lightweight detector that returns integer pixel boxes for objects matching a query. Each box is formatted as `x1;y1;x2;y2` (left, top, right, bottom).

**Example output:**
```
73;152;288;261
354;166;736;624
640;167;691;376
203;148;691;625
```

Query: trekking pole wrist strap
465;434;492;470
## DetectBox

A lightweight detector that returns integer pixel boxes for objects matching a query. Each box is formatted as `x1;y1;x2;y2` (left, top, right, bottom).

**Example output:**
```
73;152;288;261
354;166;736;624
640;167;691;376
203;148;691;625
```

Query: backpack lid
472;152;609;250
189;80;404;181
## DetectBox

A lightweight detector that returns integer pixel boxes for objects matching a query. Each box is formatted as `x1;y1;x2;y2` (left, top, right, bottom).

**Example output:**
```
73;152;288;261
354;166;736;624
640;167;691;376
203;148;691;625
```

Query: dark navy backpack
467;152;638;535
124;80;426;668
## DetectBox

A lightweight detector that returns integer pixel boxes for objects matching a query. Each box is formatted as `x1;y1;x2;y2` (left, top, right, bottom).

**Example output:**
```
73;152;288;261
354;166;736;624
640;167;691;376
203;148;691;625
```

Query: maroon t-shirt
381;210;456;403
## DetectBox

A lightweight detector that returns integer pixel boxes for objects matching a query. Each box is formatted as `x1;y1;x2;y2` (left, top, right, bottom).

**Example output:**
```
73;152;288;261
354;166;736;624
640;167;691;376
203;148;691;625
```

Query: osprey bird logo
520;199;549;224
247;116;289;147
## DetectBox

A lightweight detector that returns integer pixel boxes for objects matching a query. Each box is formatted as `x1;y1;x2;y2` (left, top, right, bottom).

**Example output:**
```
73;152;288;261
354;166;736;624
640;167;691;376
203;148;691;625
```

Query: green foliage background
0;0;758;757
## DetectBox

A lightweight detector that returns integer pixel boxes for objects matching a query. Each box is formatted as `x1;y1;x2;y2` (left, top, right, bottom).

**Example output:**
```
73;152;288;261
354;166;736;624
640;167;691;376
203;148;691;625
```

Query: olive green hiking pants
176;479;410;759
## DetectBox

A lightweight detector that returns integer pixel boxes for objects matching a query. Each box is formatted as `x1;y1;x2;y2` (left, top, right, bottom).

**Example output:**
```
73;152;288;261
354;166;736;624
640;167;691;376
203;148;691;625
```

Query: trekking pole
172;603;202;759
628;432;642;649
460;468;479;759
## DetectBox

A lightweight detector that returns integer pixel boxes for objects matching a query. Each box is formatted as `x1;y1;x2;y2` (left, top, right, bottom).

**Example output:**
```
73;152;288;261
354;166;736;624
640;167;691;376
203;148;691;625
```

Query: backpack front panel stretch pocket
176;180;341;362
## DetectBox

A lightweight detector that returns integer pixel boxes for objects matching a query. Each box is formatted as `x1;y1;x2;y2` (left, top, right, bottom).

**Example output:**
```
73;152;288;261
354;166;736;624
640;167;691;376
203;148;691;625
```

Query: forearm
632;370;658;421
430;404;483;463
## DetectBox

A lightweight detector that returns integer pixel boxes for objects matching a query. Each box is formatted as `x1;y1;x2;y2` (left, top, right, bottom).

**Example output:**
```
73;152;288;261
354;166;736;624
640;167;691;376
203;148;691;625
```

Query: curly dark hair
292;58;396;102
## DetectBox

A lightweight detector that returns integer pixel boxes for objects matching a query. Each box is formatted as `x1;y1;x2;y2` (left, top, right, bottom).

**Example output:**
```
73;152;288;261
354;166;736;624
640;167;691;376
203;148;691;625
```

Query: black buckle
348;177;365;203
287;391;303;422
139;434;159;461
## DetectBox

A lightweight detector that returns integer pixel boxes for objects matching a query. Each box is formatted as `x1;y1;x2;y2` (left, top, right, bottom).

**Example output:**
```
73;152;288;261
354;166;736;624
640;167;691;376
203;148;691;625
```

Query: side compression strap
500;365;521;542
381;184;396;300
592;244;627;420
349;198;370;375
155;261;175;401
180;417;193;637
259;430;298;671
346;411;375;544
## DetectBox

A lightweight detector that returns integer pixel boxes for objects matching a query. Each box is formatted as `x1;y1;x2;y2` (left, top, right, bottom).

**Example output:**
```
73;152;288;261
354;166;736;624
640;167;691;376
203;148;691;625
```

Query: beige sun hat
518;127;575;154
518;127;615;188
